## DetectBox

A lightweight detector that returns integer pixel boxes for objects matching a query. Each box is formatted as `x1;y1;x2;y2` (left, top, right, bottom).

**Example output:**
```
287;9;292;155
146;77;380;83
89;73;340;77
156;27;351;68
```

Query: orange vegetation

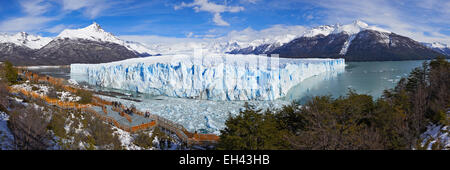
16;69;220;144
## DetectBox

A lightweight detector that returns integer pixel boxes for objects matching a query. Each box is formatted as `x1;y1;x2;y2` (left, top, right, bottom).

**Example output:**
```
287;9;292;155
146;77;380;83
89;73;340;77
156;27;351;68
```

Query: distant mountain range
0;21;448;66
229;20;447;61
421;42;450;56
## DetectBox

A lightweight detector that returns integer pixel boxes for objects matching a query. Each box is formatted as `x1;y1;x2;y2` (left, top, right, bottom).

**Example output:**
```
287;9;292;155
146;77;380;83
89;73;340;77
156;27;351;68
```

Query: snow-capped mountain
57;23;153;56
142;20;399;57
0;32;52;49
230;20;392;55
302;20;390;37
230;20;443;61
0;20;447;65
422;42;450;56
0;23;156;65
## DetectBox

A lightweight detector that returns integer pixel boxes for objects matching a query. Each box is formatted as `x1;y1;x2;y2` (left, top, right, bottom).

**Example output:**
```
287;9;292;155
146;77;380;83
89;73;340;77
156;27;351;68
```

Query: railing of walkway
16;69;220;145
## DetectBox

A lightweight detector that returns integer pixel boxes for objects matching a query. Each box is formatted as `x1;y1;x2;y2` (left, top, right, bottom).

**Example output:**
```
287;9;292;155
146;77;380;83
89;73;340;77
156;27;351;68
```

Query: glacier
71;54;345;101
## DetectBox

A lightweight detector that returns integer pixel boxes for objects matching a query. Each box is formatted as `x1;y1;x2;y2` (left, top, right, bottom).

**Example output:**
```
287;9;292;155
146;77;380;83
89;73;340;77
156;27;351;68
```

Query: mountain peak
86;22;102;31
302;20;389;38
332;20;390;35
333;20;370;35
57;22;119;43
55;22;153;55
352;20;369;27
16;32;29;37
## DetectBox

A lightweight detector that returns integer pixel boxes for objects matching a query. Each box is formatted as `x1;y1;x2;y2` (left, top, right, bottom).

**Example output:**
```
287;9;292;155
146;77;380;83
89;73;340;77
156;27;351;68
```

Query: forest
218;58;449;150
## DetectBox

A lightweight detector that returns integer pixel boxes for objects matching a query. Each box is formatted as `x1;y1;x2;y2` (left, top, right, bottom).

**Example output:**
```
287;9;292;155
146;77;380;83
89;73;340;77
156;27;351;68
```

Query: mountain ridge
0;23;156;65
0;22;154;57
0;20;448;65
229;21;447;61
422;42;450;56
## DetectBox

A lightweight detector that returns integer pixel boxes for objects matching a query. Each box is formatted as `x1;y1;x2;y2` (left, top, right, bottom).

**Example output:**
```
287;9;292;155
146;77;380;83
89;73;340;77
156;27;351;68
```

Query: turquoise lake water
284;60;428;104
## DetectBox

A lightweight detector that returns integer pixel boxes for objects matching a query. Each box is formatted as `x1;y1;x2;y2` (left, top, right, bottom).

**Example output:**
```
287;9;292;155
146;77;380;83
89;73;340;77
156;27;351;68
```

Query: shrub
48;110;67;139
134;131;153;149
31;86;39;91
76;89;93;104
85;116;121;150
8;105;51;150
47;88;59;99
0;81;9;112
1;61;18;84
151;128;170;149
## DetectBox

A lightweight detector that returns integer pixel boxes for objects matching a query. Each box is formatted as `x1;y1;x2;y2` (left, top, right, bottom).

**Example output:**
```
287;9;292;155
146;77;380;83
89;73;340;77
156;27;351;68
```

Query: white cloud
0;0;118;33
0;0;56;33
60;0;111;19
175;0;244;26
307;0;450;44
240;0;260;4
45;24;72;33
20;0;51;16
0;16;56;33
212;13;230;26
119;35;204;45
60;0;88;10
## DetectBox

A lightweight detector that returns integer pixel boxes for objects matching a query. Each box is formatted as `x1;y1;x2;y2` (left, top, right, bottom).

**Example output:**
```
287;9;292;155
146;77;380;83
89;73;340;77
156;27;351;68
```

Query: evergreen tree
1;61;18;84
217;104;289;150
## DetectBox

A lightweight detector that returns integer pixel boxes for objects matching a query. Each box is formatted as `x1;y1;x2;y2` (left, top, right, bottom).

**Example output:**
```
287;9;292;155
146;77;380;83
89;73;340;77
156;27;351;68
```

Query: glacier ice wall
71;54;345;101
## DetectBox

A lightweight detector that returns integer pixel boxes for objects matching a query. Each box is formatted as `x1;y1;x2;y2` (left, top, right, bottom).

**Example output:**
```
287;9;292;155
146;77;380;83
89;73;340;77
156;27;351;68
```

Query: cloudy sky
0;0;449;44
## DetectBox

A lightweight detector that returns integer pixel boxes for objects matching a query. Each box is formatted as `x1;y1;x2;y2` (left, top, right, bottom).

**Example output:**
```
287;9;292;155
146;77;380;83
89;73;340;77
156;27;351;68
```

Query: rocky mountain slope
0;23;154;66
230;21;445;61
33;38;139;65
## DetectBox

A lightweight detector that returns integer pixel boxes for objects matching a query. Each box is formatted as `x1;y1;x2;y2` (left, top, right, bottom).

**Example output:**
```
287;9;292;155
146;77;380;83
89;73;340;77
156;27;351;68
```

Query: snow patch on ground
68;79;79;86
58;91;81;102
11;83;49;96
112;127;144;150
421;124;449;150
11;82;80;102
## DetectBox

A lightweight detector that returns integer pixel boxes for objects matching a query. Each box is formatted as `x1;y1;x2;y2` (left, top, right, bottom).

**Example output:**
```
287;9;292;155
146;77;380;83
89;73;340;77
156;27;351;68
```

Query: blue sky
0;0;449;44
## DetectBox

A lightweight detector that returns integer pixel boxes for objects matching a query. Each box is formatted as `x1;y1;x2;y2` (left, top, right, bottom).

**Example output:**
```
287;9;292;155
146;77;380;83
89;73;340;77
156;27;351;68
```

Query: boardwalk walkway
13;69;219;146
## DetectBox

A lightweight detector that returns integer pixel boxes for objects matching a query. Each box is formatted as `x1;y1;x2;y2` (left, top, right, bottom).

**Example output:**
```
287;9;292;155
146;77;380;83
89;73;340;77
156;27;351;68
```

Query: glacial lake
27;60;429;134
285;60;428;104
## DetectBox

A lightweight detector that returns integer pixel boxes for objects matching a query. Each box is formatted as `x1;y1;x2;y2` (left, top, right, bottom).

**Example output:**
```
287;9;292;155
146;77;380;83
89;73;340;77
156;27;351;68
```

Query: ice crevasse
71;54;345;101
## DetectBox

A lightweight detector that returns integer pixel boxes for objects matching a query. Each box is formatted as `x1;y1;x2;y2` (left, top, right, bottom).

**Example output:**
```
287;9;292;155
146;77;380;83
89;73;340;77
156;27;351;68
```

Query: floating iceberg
71;54;345;101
